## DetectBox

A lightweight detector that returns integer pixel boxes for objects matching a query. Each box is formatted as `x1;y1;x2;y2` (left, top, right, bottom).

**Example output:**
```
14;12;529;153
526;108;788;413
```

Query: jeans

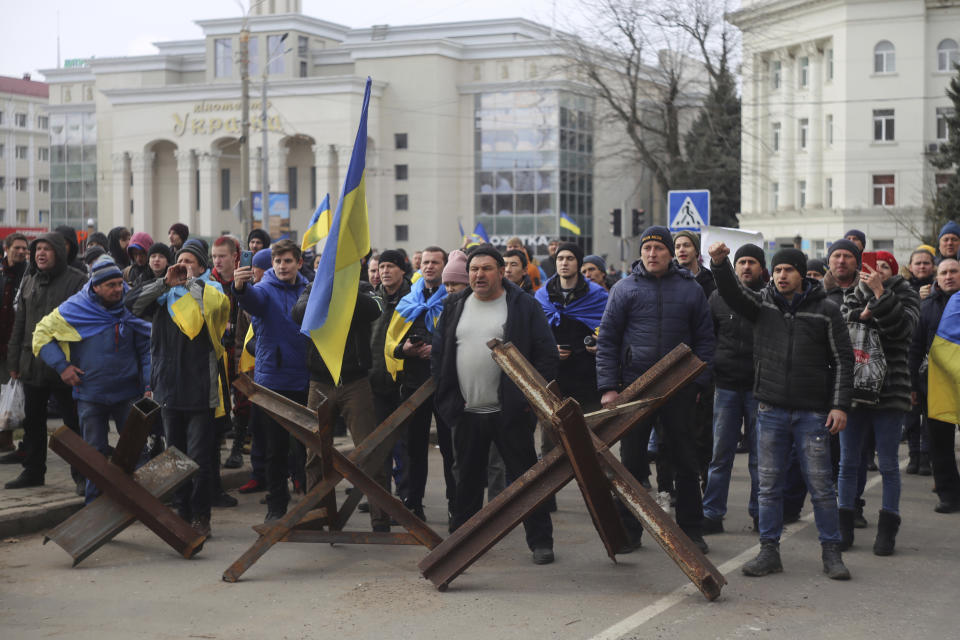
262;388;308;513
451;410;553;550
22;383;80;478
78;397;138;503
162;408;215;520
839;408;904;514
756;403;839;544
702;388;758;520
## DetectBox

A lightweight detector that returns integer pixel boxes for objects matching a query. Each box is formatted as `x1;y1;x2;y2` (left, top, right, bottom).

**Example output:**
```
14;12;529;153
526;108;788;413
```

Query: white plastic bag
0;379;25;431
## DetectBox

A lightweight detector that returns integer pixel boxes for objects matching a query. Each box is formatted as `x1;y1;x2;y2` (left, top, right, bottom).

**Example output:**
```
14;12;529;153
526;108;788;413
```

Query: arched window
874;40;895;73
938;39;959;72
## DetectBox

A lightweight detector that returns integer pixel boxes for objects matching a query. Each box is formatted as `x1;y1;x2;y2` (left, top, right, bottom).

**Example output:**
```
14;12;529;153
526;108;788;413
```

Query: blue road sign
668;190;710;231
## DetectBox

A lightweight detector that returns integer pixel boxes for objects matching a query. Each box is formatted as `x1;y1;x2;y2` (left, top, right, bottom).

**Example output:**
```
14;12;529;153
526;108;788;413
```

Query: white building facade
732;0;960;258
39;1;656;260
0;75;50;227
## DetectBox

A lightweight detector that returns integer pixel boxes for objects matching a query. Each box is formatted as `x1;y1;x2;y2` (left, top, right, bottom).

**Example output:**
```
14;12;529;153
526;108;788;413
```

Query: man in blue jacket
34;257;152;502
596;226;714;554
234;238;309;522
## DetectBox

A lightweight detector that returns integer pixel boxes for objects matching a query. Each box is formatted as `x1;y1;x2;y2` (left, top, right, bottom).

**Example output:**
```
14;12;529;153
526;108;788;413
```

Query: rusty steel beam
48;427;204;559
419;343;705;591
251;526;422;546
109;397;161;474
43;448;198;566
552;398;628;561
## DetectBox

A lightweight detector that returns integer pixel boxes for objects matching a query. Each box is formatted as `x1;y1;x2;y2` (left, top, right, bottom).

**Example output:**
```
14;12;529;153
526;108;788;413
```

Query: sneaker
4;471;44;489
742;541;783;577
212;490;238;508
238;479;265;494
702;516;724;535
532;547;555;564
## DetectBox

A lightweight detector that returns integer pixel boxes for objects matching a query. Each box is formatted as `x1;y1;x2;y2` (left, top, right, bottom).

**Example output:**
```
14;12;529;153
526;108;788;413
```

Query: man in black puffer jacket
702;244;765;534
710;242;854;580
909;258;960;513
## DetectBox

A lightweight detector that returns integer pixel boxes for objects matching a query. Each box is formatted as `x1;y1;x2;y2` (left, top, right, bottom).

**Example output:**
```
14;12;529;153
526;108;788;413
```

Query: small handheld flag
301;194;331;252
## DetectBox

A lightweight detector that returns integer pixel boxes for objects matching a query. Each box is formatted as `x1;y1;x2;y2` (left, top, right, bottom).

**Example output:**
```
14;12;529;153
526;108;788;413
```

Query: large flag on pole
301;193;331;252
300;78;372;383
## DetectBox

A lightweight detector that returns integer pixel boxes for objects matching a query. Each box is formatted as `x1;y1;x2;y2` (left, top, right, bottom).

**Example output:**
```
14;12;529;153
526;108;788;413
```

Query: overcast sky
1;0;567;79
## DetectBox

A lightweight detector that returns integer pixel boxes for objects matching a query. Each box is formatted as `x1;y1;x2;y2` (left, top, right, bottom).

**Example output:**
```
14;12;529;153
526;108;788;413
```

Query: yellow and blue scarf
384;278;446;380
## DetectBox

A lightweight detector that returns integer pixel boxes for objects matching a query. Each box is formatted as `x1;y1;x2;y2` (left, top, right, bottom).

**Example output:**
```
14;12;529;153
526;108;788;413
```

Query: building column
111;152;130;229
130;151;154;233
175;149;197;231
778;50;795;210
806;42;823;208
197;151;221;237
269;143;288;197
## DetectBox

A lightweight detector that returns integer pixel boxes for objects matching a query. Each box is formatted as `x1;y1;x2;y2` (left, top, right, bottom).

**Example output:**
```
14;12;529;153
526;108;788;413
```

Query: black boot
223;437;244;469
917;453;932;476
905;454;919;474
821;542;851;580
742;540;782;576
838;508;855;551
873;509;901;556
854;499;868;528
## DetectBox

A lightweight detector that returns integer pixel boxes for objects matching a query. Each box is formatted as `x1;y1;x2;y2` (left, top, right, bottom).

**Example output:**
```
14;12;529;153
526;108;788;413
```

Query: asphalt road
1;443;957;640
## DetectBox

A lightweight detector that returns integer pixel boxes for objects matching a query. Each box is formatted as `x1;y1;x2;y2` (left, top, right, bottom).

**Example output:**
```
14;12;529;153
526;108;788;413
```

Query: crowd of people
0;218;958;577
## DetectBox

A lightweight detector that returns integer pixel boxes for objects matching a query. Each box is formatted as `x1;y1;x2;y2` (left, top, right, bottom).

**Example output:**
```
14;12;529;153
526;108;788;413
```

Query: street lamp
259;33;290;236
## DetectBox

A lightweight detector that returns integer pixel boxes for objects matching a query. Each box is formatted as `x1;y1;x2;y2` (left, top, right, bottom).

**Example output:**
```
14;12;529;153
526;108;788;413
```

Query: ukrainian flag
301;193;331;253
559;212;581;236
300;78;372;383
459;221;485;248
928;292;960;424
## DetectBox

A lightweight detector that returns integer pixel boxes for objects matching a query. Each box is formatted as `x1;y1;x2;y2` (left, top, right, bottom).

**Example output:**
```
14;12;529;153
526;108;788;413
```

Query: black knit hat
734;243;766;268
771;248;807;275
465;244;505;269
639;225;674;256
555;242;584;268
378;249;405;269
673;230;701;255
807;258;828;276
147;242;173;264
247;228;271;249
828;239;862;266
176;238;209;270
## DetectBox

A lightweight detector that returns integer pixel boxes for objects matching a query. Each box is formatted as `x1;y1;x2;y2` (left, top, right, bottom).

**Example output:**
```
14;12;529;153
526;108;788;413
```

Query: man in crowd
541;239;560;278
581;254;610;290
367;256;381;287
910;258;960;513
123;231;155;288
34;257;151;503
126;239;230;537
4;233;87;490
433;246;557;564
596;226;714;554
709;241;853;580
234;239;309;522
168;223;189;253
247;228;271;253
505;237;541;290
702;244;765;534
385;247;450;521
0;233;29;454
844;229;866;253
937;221;960;263
504;249;533;294
674;231;716;297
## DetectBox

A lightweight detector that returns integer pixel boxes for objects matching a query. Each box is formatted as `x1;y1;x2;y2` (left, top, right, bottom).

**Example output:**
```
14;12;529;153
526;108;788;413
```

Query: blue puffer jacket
596;261;714;392
235;268;309;392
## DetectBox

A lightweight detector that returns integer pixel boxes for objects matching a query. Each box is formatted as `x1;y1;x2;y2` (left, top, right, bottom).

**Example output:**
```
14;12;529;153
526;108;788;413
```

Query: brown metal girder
48;427;204;559
250;527;422;545
43;448;197;566
418;344;704;590
109;397;161;474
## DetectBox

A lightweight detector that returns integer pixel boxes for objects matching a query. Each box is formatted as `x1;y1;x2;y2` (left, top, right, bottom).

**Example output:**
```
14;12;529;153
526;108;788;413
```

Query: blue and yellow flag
559;212;581;236
301;193;331;253
473;222;489;243
383;278;447;380
300;78;372;383
459;221;484;248
928;292;960;424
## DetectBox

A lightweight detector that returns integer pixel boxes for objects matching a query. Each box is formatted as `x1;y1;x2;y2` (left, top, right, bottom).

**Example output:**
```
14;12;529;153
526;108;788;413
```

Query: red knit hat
875;250;898;275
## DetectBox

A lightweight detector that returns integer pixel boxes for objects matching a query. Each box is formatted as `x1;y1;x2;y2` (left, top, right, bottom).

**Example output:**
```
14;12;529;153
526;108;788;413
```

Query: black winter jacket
712;257;854;412
432;280;558;427
369;279;411;396
293;282;383;386
841;275;920;412
709;279;762;391
909;285;956;395
542;273;600;406
391;284;444;390
8;233;88;387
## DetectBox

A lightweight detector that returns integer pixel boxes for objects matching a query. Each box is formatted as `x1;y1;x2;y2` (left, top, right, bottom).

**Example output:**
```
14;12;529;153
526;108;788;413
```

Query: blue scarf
156;269;224;322
535;275;609;331
394;277;446;333
59;281;152;341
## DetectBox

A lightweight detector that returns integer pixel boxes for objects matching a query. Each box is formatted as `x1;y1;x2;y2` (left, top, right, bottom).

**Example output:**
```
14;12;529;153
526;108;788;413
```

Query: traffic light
631;208;646;237
610;208;622;237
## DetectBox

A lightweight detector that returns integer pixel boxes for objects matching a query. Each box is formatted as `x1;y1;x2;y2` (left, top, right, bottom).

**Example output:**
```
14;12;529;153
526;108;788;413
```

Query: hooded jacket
7;233;88;386
235;268;309;392
55;225;85;271
712;257;854;412
107;227;131;269
596;260;714;393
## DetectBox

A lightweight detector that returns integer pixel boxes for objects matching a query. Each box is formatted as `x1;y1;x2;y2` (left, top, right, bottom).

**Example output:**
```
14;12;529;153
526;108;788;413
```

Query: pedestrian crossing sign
668;190;710;231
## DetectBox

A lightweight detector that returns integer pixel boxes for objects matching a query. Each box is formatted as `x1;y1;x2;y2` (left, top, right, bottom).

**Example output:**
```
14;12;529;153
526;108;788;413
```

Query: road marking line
588;467;892;640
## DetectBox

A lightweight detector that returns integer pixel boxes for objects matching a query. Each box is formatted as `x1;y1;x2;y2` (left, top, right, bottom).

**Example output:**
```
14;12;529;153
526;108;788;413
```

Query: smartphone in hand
240;250;254;268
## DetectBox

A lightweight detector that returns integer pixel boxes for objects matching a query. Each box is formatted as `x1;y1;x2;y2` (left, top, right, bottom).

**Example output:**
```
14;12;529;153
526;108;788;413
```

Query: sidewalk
0;420;264;538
